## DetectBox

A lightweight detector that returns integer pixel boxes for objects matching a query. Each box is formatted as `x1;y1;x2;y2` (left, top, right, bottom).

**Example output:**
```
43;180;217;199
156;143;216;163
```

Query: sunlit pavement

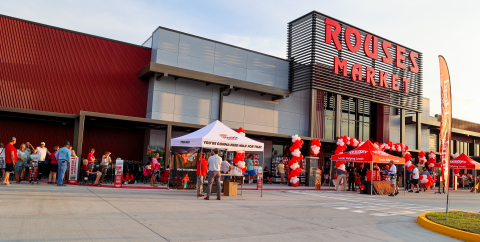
0;183;475;241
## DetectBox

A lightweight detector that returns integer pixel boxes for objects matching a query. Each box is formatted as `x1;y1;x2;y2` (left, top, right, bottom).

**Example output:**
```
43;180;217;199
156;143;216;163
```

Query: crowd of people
0;137;119;186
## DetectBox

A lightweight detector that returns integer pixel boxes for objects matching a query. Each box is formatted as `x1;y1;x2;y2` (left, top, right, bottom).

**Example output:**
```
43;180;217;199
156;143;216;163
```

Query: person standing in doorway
36;142;51;181
323;161;330;185
196;153;208;197
346;163;356;191
48;146;59;184
99;151;111;183
205;149;222;200
3;138;16;186
388;160;399;197
55;142;71;186
16;144;30;183
246;154;256;184
409;164;420;193
87;148;96;169
277;161;285;184
0;143;5;185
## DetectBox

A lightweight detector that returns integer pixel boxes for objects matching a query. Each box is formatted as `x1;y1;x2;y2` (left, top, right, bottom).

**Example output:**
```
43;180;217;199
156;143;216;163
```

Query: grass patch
426;211;480;234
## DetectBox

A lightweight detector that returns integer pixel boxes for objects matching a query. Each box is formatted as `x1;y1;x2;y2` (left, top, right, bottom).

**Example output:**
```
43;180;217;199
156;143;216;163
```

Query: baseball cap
64;141;71;145
40;142;45;145
10;137;16;142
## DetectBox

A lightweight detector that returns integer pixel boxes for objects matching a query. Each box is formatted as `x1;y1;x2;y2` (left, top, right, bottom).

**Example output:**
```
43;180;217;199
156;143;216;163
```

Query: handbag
45;157;51;165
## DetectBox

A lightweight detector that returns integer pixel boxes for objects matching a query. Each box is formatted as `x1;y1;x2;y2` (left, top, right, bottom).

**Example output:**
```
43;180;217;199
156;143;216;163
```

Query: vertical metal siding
82;125;145;161
0;16;151;117
0;116;73;150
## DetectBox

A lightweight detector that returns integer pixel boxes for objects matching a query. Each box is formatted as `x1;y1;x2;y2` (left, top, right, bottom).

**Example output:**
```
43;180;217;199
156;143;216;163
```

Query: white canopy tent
172;120;264;151
171;120;265;197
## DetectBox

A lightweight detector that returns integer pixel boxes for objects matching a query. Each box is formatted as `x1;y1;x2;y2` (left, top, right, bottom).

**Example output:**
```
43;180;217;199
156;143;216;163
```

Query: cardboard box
224;180;237;196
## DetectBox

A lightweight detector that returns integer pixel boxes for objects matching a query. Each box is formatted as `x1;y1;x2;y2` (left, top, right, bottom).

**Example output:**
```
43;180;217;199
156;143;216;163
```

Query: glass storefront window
324;92;335;140
339;96;374;141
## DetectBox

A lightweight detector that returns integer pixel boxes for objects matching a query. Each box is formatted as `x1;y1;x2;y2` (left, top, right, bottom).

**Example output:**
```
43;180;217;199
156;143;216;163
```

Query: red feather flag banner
439;55;452;218
289;134;303;187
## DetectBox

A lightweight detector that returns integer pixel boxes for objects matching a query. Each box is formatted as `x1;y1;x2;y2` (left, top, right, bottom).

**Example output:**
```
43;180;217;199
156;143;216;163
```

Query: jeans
336;174;347;191
38;162;45;180
100;164;108;181
197;175;205;195
57;160;68;185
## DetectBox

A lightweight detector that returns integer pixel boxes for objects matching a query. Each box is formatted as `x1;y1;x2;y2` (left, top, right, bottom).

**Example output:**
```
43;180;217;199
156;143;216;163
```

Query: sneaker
395;192;399;195
408;190;413;193
415;191;419;193
388;193;395;197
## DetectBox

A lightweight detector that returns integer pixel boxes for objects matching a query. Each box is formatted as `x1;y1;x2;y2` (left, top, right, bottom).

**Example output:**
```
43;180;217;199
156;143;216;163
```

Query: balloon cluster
453;168;460;176
288;134;303;187
405;160;413;171
427;151;436;168
231;128;247;171
334;136;409;155
452;153;460;159
232;151;247;171
335;161;346;171
310;139;321;156
237;127;245;136
419;175;434;187
404;151;412;163
418;151;426;165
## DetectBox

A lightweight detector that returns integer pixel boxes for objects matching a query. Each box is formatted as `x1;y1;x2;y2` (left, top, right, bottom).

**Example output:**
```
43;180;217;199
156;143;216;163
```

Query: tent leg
404;165;406;195
370;162;373;196
475;169;477;194
261;151;264;198
329;161;333;190
198;147;203;198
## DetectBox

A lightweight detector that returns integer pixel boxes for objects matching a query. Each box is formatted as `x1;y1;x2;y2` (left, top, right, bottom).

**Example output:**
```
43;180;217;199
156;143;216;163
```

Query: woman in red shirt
123;172;133;184
48;146;59;184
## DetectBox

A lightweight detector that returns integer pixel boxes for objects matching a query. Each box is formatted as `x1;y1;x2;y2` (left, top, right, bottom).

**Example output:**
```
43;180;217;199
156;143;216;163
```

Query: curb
417;211;480;242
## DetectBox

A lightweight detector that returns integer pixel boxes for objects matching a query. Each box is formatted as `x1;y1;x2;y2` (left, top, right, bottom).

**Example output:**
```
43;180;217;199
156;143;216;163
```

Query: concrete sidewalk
0;183;472;241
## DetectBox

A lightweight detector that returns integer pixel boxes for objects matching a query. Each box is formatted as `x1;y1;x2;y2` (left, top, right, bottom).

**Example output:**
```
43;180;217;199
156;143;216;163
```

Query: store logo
372;150;389;156
180;141;190;144
219;134;238;140
450;160;466;164
349;150;367;155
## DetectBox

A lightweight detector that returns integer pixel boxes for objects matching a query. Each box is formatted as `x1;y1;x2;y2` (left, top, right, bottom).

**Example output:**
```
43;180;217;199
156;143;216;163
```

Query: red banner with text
114;159;124;188
439;56;452;192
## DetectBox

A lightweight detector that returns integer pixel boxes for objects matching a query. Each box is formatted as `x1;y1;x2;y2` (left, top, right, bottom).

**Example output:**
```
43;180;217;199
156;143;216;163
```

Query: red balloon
292;181;299;187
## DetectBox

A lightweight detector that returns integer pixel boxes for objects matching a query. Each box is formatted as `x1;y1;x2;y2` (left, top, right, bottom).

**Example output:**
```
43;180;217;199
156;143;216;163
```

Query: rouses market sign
325;18;419;93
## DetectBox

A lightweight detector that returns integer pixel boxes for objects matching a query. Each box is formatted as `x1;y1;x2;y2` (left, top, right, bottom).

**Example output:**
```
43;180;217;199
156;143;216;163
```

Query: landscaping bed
426;211;480;234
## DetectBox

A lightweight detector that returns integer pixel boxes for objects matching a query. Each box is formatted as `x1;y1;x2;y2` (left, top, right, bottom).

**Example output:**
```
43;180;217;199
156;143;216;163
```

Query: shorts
49;163;59;173
15;162;26;174
412;179;419;185
247;170;256;176
88;174;97;180
280;173;285;178
88;163;94;169
0;158;5;169
5;163;14;172
391;178;396;185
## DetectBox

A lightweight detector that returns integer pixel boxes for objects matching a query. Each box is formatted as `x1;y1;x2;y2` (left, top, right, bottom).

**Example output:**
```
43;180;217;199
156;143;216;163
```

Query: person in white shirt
388;160;398;197
409;164;420;193
36;142;51;181
205;149;222;200
220;159;231;181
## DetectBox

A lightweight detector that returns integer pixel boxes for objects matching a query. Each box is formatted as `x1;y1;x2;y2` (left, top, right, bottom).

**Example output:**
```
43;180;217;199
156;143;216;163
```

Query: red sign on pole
68;157;79;185
114;159;124;188
439;56;452;192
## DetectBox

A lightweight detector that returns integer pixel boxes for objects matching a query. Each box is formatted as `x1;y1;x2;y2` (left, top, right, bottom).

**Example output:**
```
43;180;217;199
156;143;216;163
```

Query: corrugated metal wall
0;15;151;117
82;125;145;161
0;116;73;150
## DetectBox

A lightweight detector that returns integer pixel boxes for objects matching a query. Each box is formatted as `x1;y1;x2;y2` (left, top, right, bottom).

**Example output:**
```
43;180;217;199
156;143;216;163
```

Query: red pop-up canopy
331;140;405;164
449;153;480;169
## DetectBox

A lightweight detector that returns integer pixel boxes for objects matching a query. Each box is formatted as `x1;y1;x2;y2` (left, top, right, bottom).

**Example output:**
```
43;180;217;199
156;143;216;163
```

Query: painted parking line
285;191;440;217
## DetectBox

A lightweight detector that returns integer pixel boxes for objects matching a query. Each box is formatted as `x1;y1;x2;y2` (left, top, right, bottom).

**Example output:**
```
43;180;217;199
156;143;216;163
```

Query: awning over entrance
331;140;405;164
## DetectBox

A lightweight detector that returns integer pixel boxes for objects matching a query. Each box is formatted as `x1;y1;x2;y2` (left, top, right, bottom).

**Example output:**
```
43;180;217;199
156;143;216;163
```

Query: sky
0;0;477;122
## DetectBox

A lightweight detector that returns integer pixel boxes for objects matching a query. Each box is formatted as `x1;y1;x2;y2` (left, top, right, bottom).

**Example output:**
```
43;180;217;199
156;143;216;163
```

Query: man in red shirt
87;148;95;169
81;159;101;185
196;153;208;197
3;137;17;186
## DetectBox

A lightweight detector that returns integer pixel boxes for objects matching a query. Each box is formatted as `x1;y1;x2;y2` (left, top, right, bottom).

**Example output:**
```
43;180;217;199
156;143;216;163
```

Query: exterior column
165;124;172;168
416;112;422;150
400;109;406;144
309;89;317;138
335;94;341;139
73;113;85;159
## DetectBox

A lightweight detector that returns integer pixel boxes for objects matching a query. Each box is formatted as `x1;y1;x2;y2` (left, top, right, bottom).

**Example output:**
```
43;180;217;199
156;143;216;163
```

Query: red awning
331;140;405;164
449;153;480;169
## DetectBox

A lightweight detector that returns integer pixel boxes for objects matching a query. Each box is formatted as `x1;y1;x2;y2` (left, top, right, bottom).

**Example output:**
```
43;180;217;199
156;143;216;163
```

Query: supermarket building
1;11;479;182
